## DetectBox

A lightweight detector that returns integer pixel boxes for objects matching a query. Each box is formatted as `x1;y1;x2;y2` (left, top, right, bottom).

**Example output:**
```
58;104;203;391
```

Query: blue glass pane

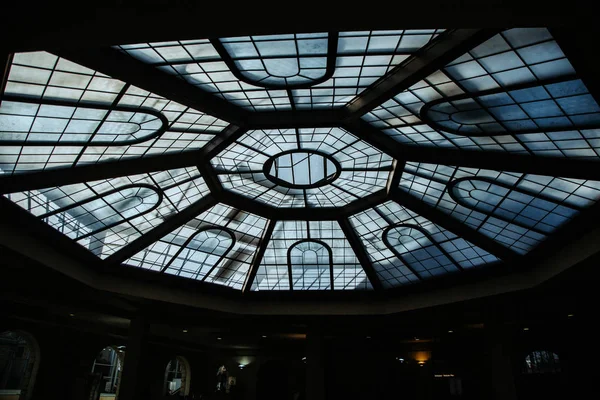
125;204;268;289
423;79;600;135
252;220;371;291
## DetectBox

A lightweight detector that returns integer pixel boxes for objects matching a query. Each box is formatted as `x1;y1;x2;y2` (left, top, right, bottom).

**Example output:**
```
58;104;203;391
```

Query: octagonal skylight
2;27;600;293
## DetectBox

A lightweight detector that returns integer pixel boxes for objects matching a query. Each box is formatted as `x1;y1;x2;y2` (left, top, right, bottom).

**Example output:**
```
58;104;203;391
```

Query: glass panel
350;201;498;288
451;178;579;233
423;79;600;135
252;220;371;291
162;228;234;279
5;167;210;259
364;28;600;159
289;241;332;290
399;162;600;254
221;33;328;87
116;30;444;111
126;204;268;289
0;100;164;144
1;52;227;175
385;225;459;278
212;128;392;208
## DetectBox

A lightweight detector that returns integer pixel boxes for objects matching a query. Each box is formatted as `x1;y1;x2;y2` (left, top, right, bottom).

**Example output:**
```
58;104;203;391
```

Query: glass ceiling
2;27;600;293
116;30;444;110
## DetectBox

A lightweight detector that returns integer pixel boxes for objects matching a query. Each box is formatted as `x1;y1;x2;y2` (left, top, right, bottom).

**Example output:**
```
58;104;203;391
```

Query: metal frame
2;26;600;296
158;226;236;281
447;176;582;235
37;183;163;241
209;33;339;91
262;149;342;189
242;219;276;293
286;239;335;291
419;75;600;136
382;223;463;280
0;95;170;146
105;195;218;265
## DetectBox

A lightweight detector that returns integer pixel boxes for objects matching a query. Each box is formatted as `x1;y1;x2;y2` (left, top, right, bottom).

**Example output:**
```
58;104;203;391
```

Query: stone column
486;321;517;400
117;315;149;400
305;330;325;400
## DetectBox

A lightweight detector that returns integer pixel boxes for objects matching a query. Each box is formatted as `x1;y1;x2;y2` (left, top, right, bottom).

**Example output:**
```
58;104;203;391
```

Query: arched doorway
88;346;125;400
163;356;191;397
0;330;40;400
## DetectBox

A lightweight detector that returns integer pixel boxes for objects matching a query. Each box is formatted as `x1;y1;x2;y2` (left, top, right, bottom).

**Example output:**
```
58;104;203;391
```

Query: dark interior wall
0;318;114;400
0;320;253;400
1;247;596;400
0;311;589;400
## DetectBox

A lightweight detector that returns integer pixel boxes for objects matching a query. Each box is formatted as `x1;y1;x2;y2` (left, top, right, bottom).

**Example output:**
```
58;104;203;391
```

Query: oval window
264;150;340;189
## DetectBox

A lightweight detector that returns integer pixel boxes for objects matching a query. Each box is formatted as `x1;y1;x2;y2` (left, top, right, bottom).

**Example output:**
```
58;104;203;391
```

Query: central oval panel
263;150;340;189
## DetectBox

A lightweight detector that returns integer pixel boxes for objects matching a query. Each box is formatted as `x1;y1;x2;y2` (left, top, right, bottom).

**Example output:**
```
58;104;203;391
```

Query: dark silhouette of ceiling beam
0;125;244;195
391;188;521;263
551;27;600;107
345;29;500;117
104;194;218;265
338;217;384;291
242;219;276;294
344;119;600;180
55;47;247;125
212;189;388;221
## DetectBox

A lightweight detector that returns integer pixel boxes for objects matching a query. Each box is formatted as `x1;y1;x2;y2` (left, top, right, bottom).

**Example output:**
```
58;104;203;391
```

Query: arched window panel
1;52;226;175
523;351;561;374
445;28;573;93
350;208;423;288
115;30;443;111
288;240;333;290
5;167;209;259
350;201;499;287
423;79;600;136
162;228;235;280
0;99;166;145
292;29;444;109
220;33;330;88
385;225;460;278
362;71;531;154
125;204;267;289
399;162;600;254
252;220;371;291
363;29;600;158
450;178;580;234
212;128;391;208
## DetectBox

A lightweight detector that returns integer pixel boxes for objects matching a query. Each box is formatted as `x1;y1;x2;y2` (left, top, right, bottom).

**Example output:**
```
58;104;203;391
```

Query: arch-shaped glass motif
383;224;460;278
0;97;167;145
217;33;333;88
39;184;162;241
524;350;561;374
162;227;235;280
287;240;333;290
449;177;580;234
422;79;600;136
